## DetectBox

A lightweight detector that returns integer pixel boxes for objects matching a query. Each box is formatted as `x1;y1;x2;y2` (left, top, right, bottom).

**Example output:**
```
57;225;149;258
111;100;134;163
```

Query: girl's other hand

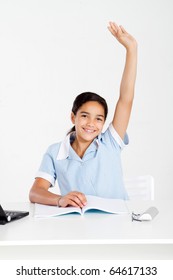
58;191;87;208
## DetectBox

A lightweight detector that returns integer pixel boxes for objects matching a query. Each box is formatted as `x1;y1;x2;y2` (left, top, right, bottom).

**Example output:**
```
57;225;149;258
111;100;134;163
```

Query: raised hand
108;22;137;51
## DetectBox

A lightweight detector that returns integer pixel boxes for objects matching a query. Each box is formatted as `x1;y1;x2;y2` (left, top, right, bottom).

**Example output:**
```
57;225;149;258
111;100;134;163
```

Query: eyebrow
80;111;105;118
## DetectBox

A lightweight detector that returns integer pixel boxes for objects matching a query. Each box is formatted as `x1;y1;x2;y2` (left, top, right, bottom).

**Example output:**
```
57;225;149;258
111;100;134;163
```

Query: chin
83;133;98;142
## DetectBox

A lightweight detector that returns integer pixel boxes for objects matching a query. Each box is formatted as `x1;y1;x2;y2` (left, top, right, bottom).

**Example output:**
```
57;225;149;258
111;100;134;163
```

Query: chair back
124;175;154;200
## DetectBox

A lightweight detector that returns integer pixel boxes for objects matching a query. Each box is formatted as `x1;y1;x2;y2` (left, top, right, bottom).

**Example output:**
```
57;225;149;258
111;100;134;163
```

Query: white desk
0;200;173;259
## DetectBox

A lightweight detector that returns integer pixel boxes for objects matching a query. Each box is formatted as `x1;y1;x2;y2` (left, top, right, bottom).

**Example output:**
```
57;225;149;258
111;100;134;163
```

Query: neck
71;138;92;158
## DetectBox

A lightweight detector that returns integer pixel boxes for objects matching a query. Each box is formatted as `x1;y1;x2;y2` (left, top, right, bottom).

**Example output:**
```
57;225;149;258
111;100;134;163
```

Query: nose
86;118;95;127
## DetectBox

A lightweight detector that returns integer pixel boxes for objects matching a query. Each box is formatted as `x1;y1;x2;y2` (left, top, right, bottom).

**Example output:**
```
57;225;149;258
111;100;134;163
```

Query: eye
96;117;104;122
81;114;87;118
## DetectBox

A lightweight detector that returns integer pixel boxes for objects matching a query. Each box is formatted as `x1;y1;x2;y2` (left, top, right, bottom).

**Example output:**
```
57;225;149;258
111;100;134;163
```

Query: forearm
29;186;61;206
120;45;137;102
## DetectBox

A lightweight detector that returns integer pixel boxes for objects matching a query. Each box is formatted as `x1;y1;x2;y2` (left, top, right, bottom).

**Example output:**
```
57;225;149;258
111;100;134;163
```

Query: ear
71;112;75;124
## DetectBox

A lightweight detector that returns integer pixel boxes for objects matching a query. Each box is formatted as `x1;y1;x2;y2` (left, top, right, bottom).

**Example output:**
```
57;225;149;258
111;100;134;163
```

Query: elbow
29;188;36;203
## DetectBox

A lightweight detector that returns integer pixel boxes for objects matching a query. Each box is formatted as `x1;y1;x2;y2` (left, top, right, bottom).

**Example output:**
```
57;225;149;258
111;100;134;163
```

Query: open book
34;195;129;218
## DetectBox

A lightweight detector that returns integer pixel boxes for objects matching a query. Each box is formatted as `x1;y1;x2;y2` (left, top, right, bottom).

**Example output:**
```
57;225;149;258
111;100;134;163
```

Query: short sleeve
108;123;129;149
35;146;57;186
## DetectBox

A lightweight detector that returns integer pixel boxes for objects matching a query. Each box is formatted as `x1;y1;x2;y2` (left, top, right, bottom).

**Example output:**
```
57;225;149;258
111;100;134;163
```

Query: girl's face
71;101;105;143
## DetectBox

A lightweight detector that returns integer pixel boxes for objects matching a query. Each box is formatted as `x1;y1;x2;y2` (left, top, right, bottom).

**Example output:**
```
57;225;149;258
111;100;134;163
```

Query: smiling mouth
83;128;96;133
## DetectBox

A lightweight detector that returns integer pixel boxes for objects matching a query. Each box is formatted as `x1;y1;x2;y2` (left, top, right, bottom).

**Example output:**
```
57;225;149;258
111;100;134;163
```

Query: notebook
0;204;29;225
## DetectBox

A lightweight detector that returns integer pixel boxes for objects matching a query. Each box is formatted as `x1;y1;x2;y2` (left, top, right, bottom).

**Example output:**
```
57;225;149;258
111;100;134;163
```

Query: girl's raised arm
108;22;137;140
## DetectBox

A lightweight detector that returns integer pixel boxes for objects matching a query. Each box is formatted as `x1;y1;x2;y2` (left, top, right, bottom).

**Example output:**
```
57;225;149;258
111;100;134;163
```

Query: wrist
57;196;62;207
126;42;138;53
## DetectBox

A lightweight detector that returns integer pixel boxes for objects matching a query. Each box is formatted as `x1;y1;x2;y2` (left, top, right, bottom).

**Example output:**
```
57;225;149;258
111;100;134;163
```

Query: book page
34;195;129;218
82;195;129;214
34;203;81;218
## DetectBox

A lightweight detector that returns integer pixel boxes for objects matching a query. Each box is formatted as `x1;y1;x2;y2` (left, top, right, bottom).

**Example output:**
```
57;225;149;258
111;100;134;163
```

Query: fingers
119;25;127;34
59;191;87;208
108;22;128;38
108;21;119;32
108;22;122;35
61;192;86;207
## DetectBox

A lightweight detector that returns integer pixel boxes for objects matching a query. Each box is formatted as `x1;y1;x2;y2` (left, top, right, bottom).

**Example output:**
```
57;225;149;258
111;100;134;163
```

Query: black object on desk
0;204;29;225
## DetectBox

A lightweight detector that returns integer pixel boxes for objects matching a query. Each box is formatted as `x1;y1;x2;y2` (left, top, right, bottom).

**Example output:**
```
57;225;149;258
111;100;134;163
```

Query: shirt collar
56;132;102;160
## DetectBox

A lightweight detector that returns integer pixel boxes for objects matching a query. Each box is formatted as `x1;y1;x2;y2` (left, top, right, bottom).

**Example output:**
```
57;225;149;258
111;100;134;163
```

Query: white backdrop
0;0;172;202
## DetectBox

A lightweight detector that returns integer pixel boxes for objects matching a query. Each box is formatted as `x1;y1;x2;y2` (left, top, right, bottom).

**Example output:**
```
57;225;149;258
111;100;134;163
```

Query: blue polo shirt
36;123;129;199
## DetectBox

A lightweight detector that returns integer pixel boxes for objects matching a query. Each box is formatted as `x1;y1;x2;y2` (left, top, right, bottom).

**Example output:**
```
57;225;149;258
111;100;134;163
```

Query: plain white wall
0;0;173;202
